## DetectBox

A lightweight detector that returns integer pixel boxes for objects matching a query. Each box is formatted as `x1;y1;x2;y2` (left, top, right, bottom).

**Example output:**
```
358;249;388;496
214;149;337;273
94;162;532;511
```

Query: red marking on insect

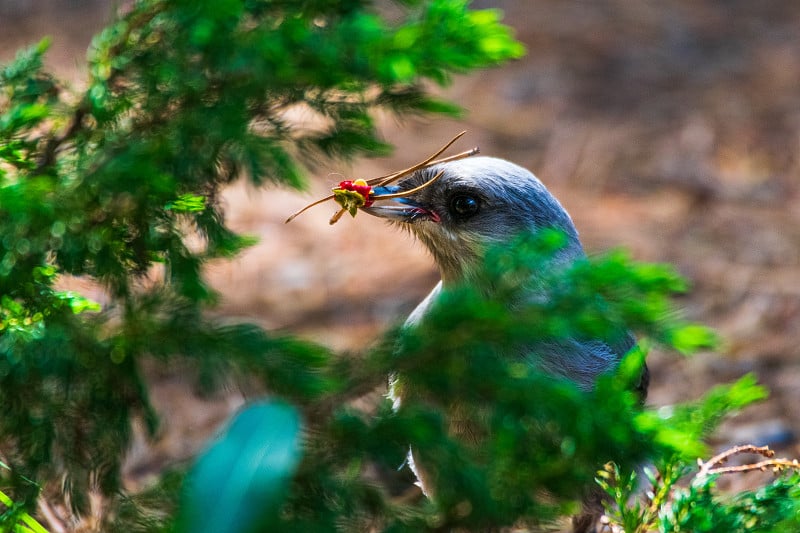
336;179;374;207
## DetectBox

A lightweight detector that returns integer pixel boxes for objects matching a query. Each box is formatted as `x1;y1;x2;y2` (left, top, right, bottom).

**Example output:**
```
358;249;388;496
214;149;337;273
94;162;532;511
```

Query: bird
361;155;647;533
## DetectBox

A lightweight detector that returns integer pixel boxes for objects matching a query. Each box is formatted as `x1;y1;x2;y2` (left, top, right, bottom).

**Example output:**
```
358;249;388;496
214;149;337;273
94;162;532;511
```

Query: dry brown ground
2;0;799;510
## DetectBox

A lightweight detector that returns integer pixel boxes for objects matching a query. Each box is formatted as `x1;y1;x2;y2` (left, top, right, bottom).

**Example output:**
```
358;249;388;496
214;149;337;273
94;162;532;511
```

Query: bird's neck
437;239;585;295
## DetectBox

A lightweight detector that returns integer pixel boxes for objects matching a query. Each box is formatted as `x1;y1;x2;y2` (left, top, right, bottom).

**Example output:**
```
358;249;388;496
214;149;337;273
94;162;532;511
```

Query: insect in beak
284;131;478;225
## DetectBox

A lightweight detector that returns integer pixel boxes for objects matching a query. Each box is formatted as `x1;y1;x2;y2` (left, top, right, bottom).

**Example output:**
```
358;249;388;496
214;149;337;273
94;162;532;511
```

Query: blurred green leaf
636;374;768;458
0;488;49;533
668;324;720;355
55;291;102;314
165;194;206;213
176;401;303;533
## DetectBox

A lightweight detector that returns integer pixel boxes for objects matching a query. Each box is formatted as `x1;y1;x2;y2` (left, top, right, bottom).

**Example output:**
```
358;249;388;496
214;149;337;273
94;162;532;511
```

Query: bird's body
363;156;646;532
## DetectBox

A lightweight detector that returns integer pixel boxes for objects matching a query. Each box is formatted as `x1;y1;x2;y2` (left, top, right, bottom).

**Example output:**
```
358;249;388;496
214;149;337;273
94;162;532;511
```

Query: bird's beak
360;185;441;223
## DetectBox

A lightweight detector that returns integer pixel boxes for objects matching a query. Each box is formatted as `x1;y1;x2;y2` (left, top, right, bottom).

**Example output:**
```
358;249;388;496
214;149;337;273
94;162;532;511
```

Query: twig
702;458;800;476
35;101;88;172
34;1;167;174
696;444;800;478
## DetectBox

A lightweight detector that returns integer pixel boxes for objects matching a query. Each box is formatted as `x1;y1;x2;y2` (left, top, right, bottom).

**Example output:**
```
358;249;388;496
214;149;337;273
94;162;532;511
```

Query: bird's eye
449;194;481;219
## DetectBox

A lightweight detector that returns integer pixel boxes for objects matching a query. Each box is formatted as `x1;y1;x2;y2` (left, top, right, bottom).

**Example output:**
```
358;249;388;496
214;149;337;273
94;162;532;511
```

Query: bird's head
362;156;584;285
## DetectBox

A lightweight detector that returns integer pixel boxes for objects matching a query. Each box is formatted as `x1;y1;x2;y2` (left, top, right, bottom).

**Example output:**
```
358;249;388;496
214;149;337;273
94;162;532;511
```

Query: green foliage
0;487;48;533
636;374;768;458
662;472;800;533
0;0;521;518
172;234;775;532
1;1;798;532
597;457;800;533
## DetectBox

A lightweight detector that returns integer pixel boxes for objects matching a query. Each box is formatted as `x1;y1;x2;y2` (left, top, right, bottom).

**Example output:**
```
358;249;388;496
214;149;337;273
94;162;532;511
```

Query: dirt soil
2;0;799;506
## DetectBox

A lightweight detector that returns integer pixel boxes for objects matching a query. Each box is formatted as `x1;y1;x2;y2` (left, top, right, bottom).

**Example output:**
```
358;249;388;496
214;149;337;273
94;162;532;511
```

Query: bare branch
697;444;800;478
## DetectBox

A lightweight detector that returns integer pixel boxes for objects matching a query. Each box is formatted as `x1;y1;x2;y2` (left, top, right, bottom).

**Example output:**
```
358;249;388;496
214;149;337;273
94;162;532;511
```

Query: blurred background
1;0;799;494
